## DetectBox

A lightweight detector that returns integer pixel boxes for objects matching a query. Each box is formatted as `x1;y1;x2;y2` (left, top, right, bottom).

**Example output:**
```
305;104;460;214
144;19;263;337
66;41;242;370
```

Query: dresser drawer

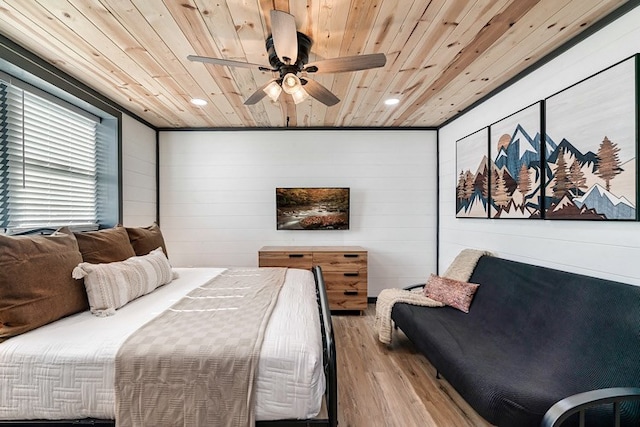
313;252;367;271
322;270;367;291
326;290;367;310
258;252;313;269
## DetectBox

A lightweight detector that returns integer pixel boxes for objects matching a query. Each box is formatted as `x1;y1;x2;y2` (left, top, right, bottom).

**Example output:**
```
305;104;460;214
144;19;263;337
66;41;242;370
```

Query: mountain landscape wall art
456;128;489;218
544;56;637;220
455;55;638;222
489;102;543;219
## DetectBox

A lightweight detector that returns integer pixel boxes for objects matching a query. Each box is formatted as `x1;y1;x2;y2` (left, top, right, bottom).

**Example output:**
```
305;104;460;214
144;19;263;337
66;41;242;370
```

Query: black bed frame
0;266;338;427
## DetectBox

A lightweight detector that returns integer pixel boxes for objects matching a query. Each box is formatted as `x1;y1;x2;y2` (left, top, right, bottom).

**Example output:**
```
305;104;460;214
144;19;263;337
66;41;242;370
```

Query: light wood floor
331;305;493;427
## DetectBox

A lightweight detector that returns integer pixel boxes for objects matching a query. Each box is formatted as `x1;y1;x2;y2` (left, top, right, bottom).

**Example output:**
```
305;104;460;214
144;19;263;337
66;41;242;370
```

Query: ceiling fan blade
270;10;298;64
300;78;340;106
305;53;387;74
244;79;277;105
188;55;268;70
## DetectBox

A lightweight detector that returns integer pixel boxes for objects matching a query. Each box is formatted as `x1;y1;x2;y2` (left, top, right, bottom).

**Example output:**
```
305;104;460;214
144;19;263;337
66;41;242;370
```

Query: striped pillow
72;248;175;316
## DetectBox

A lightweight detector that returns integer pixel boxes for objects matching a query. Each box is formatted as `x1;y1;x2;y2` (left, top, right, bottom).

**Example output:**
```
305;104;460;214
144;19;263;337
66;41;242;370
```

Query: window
0;80;105;232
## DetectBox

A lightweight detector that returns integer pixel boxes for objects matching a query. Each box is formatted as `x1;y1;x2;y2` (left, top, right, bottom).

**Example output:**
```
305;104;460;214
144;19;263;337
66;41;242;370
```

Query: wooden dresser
258;246;368;312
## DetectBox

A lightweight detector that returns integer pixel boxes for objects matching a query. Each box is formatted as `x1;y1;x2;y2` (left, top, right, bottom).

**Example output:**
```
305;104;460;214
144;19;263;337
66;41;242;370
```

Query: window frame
0;34;124;233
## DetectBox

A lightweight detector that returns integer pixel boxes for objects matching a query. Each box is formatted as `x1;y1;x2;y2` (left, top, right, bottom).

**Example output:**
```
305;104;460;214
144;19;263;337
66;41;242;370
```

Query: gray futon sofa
391;255;640;426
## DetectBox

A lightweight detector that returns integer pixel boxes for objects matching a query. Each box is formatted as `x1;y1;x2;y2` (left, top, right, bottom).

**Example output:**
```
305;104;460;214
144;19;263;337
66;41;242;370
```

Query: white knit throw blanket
374;249;492;344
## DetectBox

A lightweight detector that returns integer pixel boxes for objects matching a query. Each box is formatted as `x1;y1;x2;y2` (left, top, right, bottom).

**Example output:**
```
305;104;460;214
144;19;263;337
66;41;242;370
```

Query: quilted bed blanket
115;267;286;427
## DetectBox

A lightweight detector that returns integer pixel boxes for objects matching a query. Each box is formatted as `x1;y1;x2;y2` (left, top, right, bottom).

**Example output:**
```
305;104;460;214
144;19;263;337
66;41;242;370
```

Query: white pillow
72;247;176;316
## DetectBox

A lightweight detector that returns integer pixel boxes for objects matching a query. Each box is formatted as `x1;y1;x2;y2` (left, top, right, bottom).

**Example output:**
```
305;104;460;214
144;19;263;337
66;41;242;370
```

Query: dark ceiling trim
439;0;640;129
0;33;156;130
156;126;438;132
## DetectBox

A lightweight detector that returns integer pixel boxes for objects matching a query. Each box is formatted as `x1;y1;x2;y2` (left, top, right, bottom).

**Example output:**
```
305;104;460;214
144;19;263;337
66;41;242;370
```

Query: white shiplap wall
121;114;157;227
439;5;640;285
159;129;437;296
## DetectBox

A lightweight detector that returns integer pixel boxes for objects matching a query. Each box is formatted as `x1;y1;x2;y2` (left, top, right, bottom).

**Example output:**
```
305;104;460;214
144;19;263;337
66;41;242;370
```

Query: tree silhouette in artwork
491;168;500;200
464;170;474;200
457;171;466;201
552;150;570;199
493;170;510;208
517;164;531;195
595;136;622;192
481;172;489;200
568;159;587;197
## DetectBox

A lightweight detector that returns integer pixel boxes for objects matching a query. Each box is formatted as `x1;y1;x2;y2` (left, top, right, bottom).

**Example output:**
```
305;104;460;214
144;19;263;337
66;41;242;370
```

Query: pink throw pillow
423;274;479;313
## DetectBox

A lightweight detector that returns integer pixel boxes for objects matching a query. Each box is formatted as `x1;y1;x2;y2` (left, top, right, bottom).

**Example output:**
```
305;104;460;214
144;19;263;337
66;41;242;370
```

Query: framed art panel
456;128;489;218
489;102;543;218
544;55;637;220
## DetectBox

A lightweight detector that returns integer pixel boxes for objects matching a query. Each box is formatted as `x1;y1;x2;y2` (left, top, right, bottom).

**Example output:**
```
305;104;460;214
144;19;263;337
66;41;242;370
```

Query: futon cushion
0;230;88;341
72;248;175;316
392;256;640;427
422;273;479;313
75;226;136;264
125;222;168;258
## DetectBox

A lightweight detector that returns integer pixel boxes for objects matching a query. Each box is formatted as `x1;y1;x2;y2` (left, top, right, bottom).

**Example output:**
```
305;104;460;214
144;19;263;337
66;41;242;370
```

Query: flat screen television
276;187;350;230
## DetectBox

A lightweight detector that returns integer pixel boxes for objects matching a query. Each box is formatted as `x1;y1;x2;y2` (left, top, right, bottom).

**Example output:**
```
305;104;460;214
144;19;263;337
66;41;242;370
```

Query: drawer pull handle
289;254;304;258
343;254;359;258
343;272;359;277
344;291;359;296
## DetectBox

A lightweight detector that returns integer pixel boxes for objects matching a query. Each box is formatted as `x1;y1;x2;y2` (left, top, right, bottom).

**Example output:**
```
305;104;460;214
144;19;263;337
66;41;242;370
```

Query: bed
0;265;337;427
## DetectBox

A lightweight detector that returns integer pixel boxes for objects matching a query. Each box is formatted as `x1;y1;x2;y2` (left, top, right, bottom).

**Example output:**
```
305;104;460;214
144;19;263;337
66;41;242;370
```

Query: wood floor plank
332;305;494;427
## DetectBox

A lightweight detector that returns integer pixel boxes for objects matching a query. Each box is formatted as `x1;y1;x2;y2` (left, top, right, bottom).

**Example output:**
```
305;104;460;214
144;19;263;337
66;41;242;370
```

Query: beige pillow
0;230;88;341
125;222;168;258
72;248;175;316
423;273;480;313
74;226;136;264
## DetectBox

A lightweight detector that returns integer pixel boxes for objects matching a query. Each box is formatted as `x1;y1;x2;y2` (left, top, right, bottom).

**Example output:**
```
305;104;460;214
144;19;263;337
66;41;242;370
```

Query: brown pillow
74;226;136;264
423;273;480;313
125;222;168;258
0;230;89;342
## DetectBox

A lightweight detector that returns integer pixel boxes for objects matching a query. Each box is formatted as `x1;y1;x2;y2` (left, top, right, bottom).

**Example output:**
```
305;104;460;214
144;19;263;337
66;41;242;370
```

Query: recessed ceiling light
384;98;400;106
190;98;208;106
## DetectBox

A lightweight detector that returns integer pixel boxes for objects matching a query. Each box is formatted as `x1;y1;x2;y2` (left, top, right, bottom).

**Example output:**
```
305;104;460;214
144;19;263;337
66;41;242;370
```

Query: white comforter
0;267;325;421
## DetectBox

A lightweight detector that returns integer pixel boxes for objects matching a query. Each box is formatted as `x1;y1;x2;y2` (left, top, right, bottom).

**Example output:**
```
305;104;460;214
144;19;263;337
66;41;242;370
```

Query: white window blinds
0;82;99;231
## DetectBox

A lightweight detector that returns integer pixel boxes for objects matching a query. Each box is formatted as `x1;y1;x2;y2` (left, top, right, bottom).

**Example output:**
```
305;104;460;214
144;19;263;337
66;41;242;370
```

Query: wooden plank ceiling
0;0;629;128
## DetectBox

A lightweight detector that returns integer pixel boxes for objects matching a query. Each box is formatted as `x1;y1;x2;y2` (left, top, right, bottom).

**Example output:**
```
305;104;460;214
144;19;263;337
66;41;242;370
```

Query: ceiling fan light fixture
263;81;282;102
189;10;386;108
282;73;302;95
291;87;309;104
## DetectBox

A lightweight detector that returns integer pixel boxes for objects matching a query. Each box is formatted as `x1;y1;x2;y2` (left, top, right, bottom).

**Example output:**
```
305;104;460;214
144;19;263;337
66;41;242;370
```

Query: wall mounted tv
276;187;350;230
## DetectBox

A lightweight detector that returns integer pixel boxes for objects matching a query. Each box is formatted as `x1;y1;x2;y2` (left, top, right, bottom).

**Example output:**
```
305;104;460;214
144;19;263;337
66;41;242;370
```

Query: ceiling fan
188;10;386;107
